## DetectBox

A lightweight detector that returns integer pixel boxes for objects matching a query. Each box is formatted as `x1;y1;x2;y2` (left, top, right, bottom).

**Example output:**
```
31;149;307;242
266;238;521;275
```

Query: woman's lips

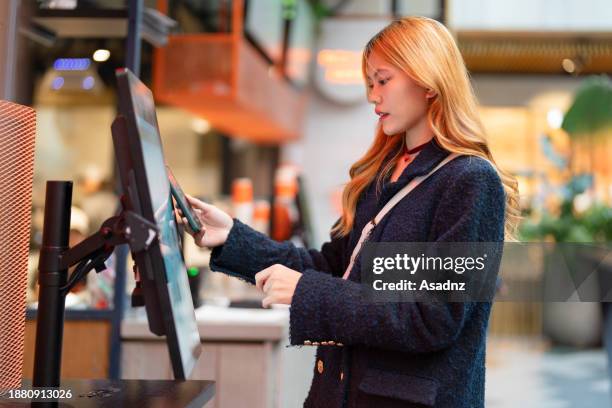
379;113;389;121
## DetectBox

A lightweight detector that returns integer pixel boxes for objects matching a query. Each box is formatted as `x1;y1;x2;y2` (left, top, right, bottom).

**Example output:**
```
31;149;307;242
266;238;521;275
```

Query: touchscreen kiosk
113;68;202;379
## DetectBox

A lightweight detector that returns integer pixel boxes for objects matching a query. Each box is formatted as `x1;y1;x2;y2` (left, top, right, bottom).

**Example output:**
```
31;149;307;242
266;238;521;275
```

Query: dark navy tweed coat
210;139;506;408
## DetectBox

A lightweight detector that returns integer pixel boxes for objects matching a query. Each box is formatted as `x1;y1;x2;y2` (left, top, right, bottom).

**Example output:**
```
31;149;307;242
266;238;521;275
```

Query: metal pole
107;0;144;378
0;0;19;101
439;0;447;24
33;181;73;387
108;243;127;379
390;0;399;18
126;0;143;77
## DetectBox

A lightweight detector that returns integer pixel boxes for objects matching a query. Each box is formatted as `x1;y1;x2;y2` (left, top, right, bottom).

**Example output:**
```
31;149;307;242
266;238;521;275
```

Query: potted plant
520;183;612;347
519;75;612;347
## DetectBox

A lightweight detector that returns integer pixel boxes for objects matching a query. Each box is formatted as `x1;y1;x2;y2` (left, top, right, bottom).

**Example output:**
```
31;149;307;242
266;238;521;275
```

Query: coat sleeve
209;219;349;284
289;159;506;353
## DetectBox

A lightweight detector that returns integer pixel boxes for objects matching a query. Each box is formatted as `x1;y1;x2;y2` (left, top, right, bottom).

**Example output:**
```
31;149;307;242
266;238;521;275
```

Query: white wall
284;90;378;246
449;0;612;31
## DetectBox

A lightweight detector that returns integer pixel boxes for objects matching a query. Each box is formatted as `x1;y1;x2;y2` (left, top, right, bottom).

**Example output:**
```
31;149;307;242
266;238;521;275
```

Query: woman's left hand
255;264;302;308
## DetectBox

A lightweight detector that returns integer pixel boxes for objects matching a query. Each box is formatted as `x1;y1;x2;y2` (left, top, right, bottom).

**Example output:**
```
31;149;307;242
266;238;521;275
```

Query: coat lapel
378;139;451;208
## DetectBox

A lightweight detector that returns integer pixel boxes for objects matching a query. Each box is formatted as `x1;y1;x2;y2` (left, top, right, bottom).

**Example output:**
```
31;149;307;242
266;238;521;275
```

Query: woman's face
365;51;432;136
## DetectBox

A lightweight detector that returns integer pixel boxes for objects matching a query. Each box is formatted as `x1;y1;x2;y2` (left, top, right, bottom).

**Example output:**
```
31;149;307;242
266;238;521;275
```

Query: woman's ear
425;89;437;99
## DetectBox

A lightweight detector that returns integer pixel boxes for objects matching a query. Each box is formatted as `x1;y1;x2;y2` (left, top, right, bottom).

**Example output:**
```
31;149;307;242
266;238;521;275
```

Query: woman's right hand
180;195;234;248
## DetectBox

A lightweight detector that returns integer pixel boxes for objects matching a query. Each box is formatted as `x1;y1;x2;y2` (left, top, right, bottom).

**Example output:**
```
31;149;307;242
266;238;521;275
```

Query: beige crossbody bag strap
341;153;461;280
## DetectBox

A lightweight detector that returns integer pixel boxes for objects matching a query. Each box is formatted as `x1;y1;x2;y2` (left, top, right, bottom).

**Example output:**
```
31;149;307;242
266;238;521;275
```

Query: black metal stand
32;181;158;388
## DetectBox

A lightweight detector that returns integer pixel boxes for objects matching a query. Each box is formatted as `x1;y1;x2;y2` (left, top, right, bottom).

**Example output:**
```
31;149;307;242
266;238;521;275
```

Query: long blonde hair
332;17;521;240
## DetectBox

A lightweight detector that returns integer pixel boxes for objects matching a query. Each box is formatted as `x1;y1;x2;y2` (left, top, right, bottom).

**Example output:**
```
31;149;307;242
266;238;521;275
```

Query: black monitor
113;68;201;379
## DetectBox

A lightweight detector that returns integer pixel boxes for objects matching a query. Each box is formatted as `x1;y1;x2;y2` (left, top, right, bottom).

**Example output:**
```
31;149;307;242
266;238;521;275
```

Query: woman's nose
368;91;381;105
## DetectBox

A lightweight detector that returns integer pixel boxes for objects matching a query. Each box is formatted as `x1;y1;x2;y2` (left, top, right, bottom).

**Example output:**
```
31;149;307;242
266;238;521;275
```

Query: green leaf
562;75;612;136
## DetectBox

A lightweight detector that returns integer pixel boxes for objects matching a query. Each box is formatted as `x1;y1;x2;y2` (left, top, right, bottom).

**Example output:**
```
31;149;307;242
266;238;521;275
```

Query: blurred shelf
33;8;128;38
32;6;175;45
459;31;612;74
153;0;306;143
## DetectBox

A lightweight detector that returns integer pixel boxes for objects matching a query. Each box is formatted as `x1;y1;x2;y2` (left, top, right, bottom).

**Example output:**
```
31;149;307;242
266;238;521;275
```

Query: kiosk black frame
113;68;202;379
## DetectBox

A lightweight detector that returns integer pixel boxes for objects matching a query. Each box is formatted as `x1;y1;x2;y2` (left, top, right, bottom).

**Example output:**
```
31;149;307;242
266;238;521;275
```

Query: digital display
135;117;201;374
117;68;202;378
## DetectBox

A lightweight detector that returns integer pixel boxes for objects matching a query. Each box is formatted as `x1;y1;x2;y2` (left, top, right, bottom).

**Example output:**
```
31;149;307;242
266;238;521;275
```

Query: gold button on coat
317;359;324;374
321;341;328;346
328;341;335;346
340;371;344;381
312;342;320;346
304;340;312;346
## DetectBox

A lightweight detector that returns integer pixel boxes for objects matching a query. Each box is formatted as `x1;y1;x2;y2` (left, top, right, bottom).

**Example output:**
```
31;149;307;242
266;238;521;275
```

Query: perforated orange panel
0;100;36;390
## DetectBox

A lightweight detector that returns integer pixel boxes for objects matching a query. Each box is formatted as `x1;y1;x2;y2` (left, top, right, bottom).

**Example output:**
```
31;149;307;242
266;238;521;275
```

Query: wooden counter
121;305;315;408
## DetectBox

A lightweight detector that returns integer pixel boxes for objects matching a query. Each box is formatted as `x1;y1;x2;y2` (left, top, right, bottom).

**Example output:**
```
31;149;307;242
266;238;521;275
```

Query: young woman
183;16;520;408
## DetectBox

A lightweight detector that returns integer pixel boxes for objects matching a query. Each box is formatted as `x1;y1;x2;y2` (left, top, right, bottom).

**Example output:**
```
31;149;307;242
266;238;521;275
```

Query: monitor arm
33;181;158;388
48;210;158;295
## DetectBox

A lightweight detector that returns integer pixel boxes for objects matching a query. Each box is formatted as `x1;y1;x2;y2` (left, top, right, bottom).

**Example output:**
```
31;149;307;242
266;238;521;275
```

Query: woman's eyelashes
367;77;391;89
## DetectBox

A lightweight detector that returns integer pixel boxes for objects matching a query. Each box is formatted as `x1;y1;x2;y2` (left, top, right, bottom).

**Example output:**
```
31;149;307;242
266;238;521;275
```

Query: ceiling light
562;58;575;74
191;118;211;134
93;49;111;62
51;76;64;90
53;58;90;71
82;76;95;90
546;108;564;130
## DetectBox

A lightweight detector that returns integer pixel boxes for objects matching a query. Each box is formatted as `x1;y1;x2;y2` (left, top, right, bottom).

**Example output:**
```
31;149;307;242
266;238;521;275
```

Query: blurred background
2;0;612;407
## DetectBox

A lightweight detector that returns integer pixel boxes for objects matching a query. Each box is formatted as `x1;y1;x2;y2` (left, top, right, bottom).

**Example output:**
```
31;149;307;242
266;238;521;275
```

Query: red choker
405;140;430;155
